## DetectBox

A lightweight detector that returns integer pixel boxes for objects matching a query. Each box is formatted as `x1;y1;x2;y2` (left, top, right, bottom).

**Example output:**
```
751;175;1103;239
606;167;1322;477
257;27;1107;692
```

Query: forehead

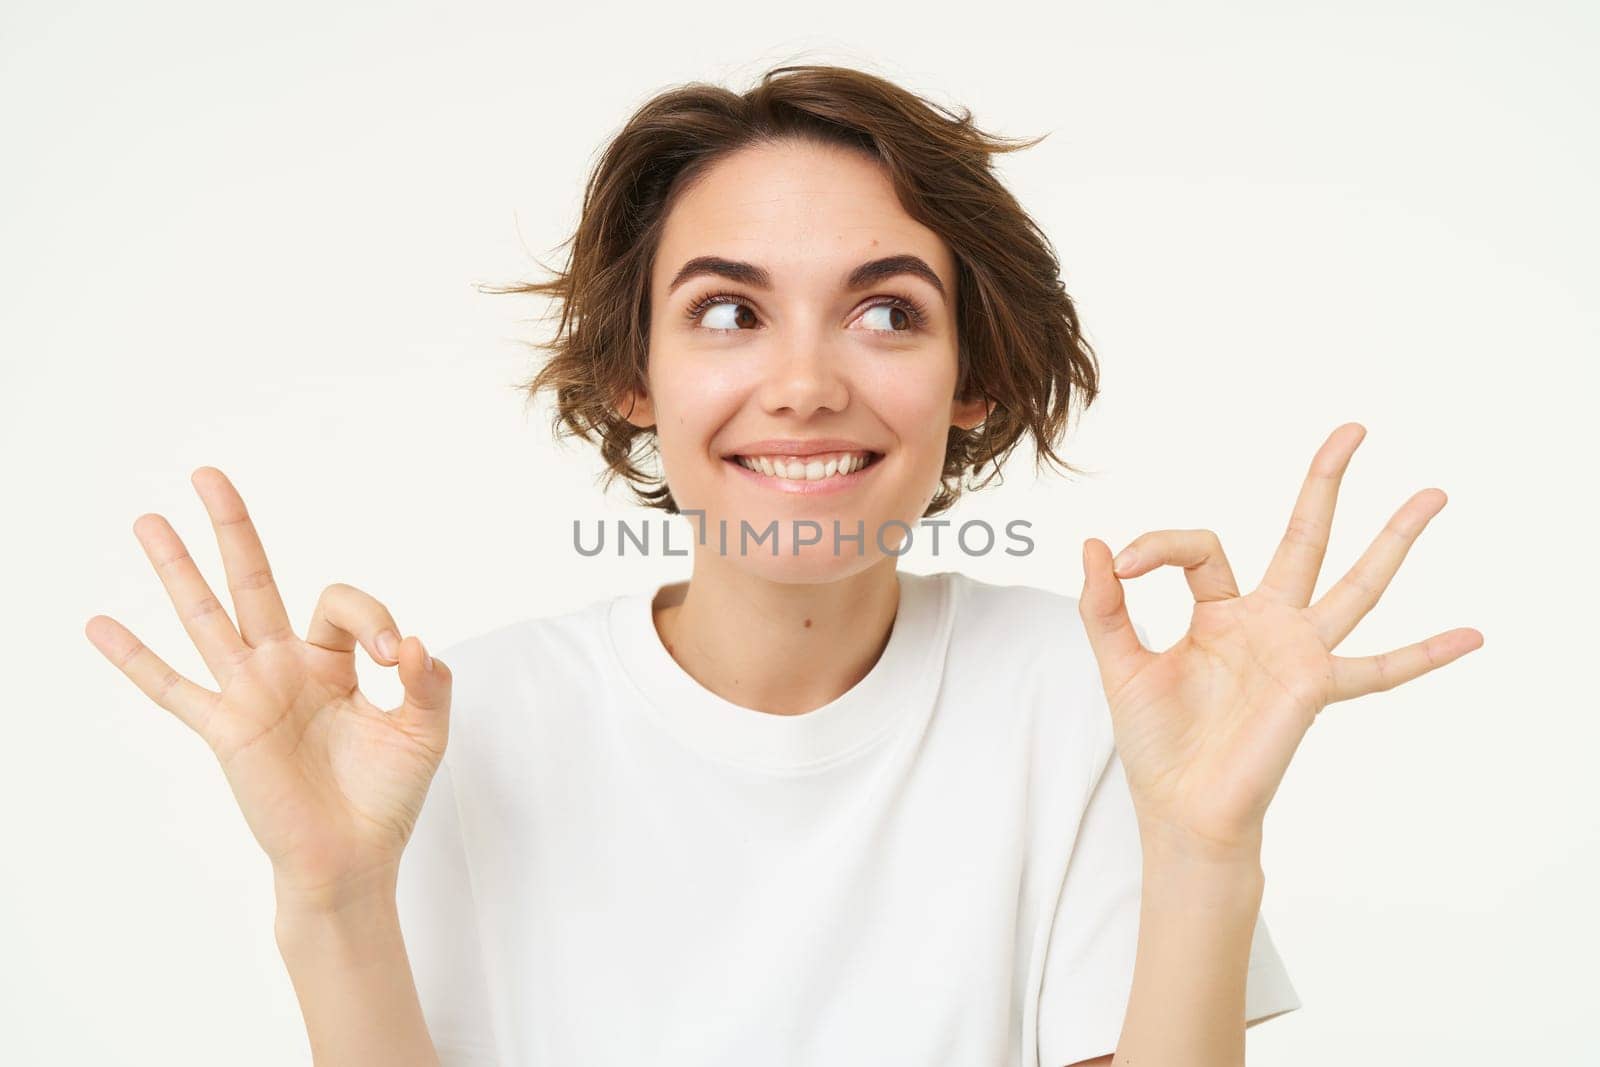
652;140;955;289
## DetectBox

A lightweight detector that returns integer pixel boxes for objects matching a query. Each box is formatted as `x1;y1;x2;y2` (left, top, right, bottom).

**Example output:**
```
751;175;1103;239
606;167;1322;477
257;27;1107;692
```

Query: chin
673;498;911;582
726;548;893;586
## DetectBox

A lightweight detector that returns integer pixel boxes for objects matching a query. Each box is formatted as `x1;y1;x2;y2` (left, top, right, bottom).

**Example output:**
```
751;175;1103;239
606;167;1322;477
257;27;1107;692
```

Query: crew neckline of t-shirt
604;569;955;775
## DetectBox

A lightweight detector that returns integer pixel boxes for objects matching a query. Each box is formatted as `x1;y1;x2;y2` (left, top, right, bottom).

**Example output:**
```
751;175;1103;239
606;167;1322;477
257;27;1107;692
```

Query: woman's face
626;138;987;582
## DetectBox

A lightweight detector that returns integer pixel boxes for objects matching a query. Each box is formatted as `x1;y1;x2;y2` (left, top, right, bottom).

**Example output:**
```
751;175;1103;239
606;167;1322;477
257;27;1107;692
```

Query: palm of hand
209;638;443;885
1106;594;1336;850
1081;424;1483;853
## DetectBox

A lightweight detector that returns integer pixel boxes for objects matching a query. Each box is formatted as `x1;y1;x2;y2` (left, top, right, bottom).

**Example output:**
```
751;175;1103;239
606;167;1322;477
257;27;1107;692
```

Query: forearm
274;873;441;1067
1110;826;1265;1066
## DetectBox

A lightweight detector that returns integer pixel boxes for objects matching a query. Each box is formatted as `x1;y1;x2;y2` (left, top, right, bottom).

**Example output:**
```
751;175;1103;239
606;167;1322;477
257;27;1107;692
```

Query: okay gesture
84;468;454;910
1079;422;1484;857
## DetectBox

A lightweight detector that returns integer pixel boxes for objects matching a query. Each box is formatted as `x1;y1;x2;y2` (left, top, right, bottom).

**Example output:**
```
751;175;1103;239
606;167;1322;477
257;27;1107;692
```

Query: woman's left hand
1079;422;1484;859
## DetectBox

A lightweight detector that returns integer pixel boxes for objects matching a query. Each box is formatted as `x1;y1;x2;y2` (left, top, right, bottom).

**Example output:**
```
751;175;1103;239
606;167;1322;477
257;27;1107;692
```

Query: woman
83;65;1482;1066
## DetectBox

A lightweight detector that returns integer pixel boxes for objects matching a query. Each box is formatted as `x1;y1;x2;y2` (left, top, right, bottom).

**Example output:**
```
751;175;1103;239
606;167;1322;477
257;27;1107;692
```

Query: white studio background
3;1;1593;1063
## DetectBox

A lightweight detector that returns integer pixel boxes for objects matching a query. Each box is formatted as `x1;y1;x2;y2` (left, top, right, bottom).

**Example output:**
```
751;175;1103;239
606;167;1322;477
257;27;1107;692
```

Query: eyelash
683;291;931;335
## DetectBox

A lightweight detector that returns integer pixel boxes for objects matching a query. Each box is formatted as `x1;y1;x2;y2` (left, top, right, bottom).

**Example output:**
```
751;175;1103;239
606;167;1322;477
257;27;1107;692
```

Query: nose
756;334;850;418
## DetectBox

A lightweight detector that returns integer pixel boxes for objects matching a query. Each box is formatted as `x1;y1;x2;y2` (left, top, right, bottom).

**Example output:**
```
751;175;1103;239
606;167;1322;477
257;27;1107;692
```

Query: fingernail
421;639;434;672
376;629;399;661
1113;550;1137;574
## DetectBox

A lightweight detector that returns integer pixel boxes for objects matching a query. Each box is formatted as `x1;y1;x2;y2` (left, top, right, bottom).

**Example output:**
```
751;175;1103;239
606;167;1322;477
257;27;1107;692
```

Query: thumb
394;634;452;742
1080;538;1145;693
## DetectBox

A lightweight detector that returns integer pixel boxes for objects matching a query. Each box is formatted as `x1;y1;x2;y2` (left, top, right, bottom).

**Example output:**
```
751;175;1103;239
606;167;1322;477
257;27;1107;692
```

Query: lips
721;438;880;459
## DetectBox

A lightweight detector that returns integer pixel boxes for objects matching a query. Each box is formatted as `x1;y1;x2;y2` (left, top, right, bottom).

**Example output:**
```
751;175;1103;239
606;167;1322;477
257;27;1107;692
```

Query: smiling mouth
724;450;883;483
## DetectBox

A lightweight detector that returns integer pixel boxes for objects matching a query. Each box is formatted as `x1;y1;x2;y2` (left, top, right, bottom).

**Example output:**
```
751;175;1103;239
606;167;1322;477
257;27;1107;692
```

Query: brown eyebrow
666;254;947;302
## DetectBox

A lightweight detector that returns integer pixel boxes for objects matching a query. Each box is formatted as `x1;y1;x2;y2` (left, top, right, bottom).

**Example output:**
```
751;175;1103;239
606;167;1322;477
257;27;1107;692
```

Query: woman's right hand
85;467;453;911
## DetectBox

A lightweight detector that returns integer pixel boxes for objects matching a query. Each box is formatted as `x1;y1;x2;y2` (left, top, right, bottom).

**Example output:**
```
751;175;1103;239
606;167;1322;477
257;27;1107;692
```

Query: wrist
274;889;404;969
1138;818;1266;908
273;861;401;916
273;864;402;945
1137;813;1265;869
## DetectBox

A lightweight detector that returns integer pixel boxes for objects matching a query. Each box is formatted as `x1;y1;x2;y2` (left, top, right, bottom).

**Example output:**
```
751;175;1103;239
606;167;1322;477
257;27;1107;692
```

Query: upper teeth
735;451;873;481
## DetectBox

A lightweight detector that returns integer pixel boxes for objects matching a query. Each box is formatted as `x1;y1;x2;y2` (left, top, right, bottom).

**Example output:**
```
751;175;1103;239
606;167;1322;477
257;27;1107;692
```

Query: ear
615;384;656;429
950;392;990;432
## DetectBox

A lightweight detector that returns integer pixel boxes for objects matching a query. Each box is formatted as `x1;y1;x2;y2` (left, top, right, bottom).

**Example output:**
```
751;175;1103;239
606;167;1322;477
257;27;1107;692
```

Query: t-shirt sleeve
395;752;502;1066
1035;696;1301;1064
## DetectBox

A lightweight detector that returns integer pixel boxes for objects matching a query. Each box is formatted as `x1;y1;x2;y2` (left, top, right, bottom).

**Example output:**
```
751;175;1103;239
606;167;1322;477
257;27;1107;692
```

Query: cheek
649;340;757;401
858;362;957;459
645;351;749;457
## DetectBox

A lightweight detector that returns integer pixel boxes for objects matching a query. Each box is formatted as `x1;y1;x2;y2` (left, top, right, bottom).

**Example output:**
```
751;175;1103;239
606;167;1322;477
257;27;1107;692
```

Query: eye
684;292;930;335
687;294;760;332
853;299;928;334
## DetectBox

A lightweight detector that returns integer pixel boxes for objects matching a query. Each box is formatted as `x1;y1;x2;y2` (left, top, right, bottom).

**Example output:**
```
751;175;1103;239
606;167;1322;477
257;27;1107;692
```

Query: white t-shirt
397;568;1300;1066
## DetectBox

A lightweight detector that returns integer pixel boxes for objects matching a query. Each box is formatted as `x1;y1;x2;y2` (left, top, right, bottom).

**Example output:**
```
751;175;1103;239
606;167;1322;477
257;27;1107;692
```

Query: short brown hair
487;63;1100;515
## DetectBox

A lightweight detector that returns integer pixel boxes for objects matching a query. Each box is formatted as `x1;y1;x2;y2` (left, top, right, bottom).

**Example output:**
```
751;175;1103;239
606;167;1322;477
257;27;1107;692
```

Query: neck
651;555;902;717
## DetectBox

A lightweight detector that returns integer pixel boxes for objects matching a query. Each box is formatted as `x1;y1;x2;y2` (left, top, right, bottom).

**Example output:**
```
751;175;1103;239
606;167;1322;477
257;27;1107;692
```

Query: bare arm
275;873;441;1067
1108;829;1263;1065
1059;831;1261;1067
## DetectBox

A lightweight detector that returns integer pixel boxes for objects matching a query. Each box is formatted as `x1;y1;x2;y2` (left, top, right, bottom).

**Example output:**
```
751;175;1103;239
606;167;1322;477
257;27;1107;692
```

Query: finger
191;468;296;647
84;614;220;739
1258;422;1365;608
392;635;451;747
1328;626;1485;702
1111;529;1240;603
305;582;405;669
133;513;249;686
1306;488;1447;649
1080;537;1150;696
